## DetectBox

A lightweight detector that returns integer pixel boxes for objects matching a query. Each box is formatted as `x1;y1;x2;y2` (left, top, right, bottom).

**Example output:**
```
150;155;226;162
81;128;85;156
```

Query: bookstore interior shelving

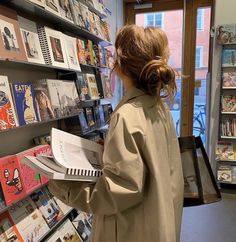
0;0;114;241
216;25;236;187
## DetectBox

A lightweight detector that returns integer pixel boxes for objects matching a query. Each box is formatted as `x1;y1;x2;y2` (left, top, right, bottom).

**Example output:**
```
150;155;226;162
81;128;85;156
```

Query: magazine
222;48;236;67
216;141;235;160
23;128;103;181
222;72;236;88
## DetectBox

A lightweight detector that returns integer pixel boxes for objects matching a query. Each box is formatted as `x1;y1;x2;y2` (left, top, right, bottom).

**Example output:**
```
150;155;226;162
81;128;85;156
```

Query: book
75;73;91;101
37;26;69;68
71;211;92;242
85;73;100;99
220;118;236;137
85;107;95;129
0;75;19;130
221;95;236;112
29;0;46;7
61;80;80;116
46;219;83;242
216;141;235;160
0;184;6;211
53;196;72;214
0;5;27;61
222;48;236;67
0;211;23;241
11;83;40;126
44;0;61;16
79;2;90;31
58;0;74;23
18;16;45;65
217;165;232;182
217;24;236;45
30;187;64;228
33;79;55;121
222;72;236;88
72;0;85;28
46;79;65;117
8;197;50;241
76;38;87;65
0;155;26;206
101;74;113;98
63;35;81;71
23;127;103;181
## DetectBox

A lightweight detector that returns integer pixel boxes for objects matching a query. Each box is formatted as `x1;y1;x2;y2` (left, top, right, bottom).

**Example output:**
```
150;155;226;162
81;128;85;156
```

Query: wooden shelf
3;0;112;46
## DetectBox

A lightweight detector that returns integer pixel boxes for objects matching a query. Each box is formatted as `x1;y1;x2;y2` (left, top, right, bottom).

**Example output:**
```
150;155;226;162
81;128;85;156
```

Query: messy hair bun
139;57;176;99
114;25;177;102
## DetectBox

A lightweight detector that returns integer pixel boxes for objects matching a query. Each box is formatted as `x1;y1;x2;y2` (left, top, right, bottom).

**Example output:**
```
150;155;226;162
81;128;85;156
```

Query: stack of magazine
23;128;103;182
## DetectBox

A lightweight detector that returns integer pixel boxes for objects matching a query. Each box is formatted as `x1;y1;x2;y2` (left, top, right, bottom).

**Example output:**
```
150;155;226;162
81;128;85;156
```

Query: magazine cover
53;196;71;214
63;35;81;71
0;155;26;206
75;73;91;101
220;118;236;137
217;165;232;182
46;79;65;117
33;79;55;122
0;75;19;130
222;48;236;67
61;80;80;116
72;211;92;242
11;83;40;126
216;141;235;160
98;105;105;126
77;38;87;65
101;74;113;98
0;184;6;211
9;197;50;241
29;0;46;7
78;108;89;133
79;2;90;31
93;105;101;128
85;73;99;100
45;0;61;16
217;24;236;45
58;0;74;23
85;107;95;129
0;211;24;241
221;95;236;112
0;5;27;61
222;72;236;88
72;0;85;28
44;27;69;68
18;16;45;64
30;188;64;228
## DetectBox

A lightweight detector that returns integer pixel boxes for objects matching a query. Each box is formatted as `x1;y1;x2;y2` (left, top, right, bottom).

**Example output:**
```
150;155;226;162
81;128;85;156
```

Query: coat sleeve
48;111;147;215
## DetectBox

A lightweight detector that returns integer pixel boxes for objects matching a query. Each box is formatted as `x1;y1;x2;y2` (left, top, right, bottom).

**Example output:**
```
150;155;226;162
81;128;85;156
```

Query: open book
23;128;103;182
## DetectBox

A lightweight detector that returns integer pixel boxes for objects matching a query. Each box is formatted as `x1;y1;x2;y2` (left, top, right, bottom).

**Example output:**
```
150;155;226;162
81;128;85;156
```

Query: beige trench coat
49;87;184;242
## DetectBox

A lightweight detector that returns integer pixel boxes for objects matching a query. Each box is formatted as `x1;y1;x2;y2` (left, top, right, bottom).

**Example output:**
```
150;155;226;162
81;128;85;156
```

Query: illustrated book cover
46;219;83;242
222;48;236;67
18;16;45;64
44;0;61;17
101;74;113;99
217;24;236;45
85;107;96;129
217;165;232;182
75;73;91;101
33;79;55;122
216;141;235;161
72;0;85;28
77;38;87;65
0;75;19;130
23;128;103;181
222;72;236;88
0;211;24;241
221;94;236;112
85;73;100;100
0;155;26;206
8;196;50;241
0;5;27;61
58;0;74;23
11;83;40;126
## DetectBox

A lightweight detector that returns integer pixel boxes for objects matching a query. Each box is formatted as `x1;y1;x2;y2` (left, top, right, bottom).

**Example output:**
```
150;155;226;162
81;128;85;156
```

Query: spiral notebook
23;128;103;182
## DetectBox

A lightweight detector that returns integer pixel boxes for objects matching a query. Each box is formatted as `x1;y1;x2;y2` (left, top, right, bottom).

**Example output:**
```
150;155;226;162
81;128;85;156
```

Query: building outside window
195;47;203;68
197;9;204;30
144;13;163;28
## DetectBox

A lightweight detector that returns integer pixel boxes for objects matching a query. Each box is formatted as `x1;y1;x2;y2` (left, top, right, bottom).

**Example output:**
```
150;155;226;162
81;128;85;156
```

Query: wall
209;0;236;167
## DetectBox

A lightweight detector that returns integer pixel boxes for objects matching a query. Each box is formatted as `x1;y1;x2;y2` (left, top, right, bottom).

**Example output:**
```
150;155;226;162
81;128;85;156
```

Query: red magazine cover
0;155;26;206
76;39;87;64
16;149;41;194
0;211;24;241
34;144;52;185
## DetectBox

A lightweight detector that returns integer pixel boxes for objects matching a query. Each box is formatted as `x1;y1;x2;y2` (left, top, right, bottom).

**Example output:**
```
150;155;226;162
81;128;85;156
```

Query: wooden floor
181;191;236;242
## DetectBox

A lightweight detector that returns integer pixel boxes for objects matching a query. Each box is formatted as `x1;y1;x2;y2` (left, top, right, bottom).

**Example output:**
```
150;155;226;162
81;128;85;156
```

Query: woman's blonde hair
114;25;176;101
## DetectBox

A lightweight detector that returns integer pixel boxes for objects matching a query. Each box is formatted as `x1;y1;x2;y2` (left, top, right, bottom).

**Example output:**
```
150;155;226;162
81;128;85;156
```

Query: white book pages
51;128;103;169
63;34;81;71
18;16;45;64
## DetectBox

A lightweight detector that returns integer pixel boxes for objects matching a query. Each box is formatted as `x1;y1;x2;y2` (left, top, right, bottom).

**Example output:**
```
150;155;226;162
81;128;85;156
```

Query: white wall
209;0;236;167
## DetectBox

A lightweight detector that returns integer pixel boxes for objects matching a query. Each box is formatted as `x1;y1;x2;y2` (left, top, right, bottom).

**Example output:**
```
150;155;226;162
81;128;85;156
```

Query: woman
49;25;184;242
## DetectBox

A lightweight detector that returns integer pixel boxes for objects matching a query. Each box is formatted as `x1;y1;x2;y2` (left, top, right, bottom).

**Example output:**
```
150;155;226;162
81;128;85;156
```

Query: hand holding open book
23;128;103;182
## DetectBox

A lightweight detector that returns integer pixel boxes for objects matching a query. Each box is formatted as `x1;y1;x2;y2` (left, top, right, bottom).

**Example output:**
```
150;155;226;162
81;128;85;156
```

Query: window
195;47;203;68
144;13;163;28
197;9;204;30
